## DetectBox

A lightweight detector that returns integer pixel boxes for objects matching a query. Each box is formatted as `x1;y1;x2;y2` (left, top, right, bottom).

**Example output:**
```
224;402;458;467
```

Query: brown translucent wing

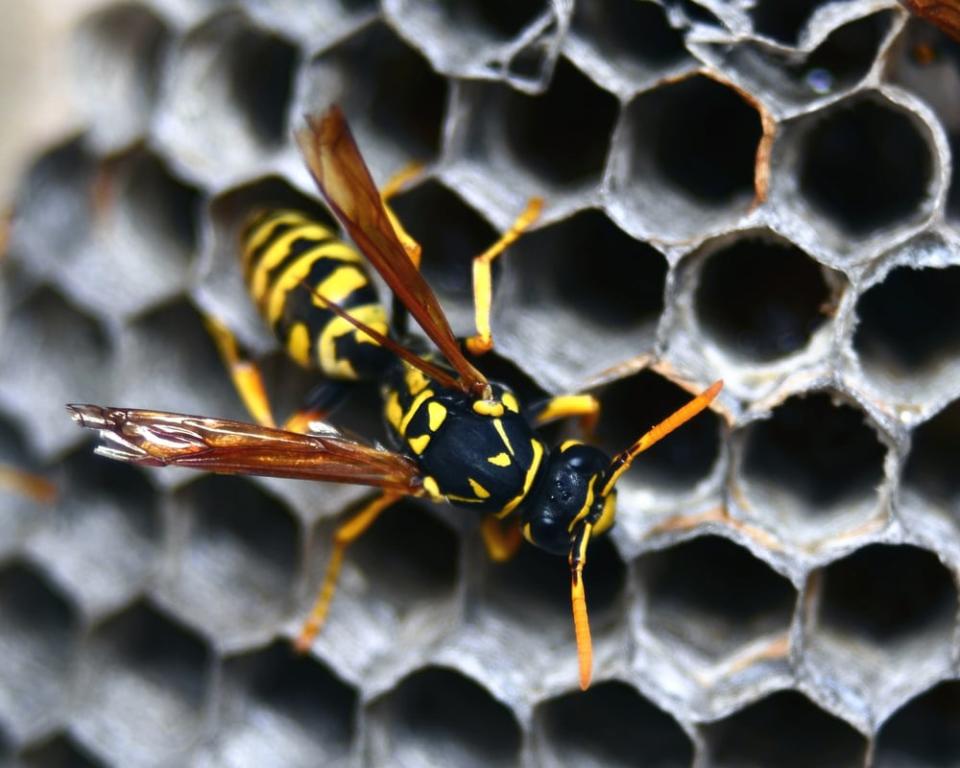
903;0;960;41
296;106;488;397
68;405;423;493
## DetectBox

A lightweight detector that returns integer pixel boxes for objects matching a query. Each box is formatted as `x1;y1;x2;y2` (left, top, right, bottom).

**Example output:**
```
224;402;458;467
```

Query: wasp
68;106;721;690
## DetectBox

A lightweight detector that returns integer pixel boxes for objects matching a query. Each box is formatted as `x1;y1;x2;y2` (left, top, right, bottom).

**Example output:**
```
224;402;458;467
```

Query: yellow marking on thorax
399;389;435;436
286;322;312;367
408;434;431;454
498;439;544;518
427;402;447;431
468;478;490;499
317;304;389;378
487;452;511;467
422;476;442;499
242;211;310;270
264;241;363;324
248;223;335;299
405;366;430;395
493;418;514;456
502;392;520;413
385;391;403;431
473;399;505;417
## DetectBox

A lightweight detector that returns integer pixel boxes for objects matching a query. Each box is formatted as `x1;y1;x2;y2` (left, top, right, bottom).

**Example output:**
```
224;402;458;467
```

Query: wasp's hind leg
466;198;543;355
0;466;56;503
480;515;523;562
527;394;601;439
205;315;279;428
295;491;402;652
381;163;424;268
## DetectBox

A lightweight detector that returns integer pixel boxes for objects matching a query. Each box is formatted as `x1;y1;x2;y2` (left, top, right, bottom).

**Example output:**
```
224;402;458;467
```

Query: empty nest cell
0;562;78;740
616;74;762;240
70;3;170;151
163;475;300;641
368;665;521;768
751;0;831;46
904;396;960;507
0;417;53;556
637;535;795;662
157;10;299;179
303;21;448;178
19;733;107;768
209;640;357;767
795;94;934;240
74;601;211;766
874;681;960;767
536;680;693;768
693;233;833;362
738;392;886;544
702;689;868;767
854;263;960;388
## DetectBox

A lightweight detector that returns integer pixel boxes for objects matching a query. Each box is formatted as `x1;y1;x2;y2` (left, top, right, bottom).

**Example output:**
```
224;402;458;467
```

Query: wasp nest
2;1;960;766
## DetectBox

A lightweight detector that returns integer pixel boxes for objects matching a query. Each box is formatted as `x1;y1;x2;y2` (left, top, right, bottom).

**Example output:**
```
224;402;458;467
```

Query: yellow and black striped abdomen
241;209;392;380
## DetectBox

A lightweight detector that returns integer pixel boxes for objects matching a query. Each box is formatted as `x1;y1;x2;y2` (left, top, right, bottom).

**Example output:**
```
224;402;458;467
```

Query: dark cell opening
593;371;721;489
438;0;544;40
742;393;885;508
803;12;892;93
503;58;618;186
628;75;761;204
389;180;497;300
875;681;960;767
695;236;831;361
574;0;687;68
539;681;693;767
0;562;76;648
704;690;867;767
799;99;932;236
818;544;957;644
513;209;667;329
854;264;960;375
382;666;521;767
752;0;822;46
19;734;107;768
126;152;202;260
664;0;723;27
229;29;298;147
904;398;960;504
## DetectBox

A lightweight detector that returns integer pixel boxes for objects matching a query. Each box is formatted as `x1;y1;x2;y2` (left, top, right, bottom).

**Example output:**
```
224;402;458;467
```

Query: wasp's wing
903;0;960;41
296;106;488;397
68;405;423;493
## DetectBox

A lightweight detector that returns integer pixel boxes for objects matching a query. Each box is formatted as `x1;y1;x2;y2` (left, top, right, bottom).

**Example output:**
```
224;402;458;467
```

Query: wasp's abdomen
241;209;392;380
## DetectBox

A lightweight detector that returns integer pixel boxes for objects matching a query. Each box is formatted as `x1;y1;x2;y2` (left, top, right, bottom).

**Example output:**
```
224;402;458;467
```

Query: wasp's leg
381;162;424;268
282;379;353;434
295;491;402;652
527;394;601;438
0;466;56;503
480;515;522;562
466;198;543;356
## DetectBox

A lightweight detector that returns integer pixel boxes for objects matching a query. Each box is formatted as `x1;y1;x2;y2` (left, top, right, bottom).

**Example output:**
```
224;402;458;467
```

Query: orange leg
0;466;56;503
530;394;601;439
480;515;522;562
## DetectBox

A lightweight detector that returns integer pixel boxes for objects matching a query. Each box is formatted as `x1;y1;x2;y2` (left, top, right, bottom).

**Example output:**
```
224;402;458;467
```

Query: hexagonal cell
779;93;936;253
19;733;107;768
735;392;887;550
25;448;159;617
568;0;690;96
904;396;960;512
639;536;795;657
300;21;448;181
494;209;667;393
367;666;522;768
853;261;960;406
385;0;549;82
112;298;244;425
874;681;960;768
612;74;763;242
304;497;460;677
535;680;693;767
70;3;170;151
701;11;893;114
692;232;834;363
805;545;957;718
62;148;202;321
455;56;618;208
74;601;211;766
0;285;110;458
0;562;78;741
161;475;300;644
9;137;98;282
751;0;832;46
591;370;723;500
195;640;357;768
702;689;868;767
242;0;377;50
0;416;53;557
155;10;300;183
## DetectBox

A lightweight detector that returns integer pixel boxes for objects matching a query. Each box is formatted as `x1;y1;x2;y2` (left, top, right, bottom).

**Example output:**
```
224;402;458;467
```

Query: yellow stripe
249;223;335;300
568;476;597;532
498;439;544;518
385;391;403;431
317;304;388;378
263;241;363;323
286;322;311;367
399;389;435;436
487;452;511;467
468;478;490;499
493;418;514;456
312;265;369;306
242;211;310;270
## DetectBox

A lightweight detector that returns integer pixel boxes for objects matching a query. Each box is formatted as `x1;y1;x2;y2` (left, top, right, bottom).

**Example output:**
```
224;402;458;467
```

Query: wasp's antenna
600;380;723;497
570;521;594;690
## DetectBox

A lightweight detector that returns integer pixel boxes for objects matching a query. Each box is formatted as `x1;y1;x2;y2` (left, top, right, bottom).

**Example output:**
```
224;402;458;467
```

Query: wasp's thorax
520;441;617;556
